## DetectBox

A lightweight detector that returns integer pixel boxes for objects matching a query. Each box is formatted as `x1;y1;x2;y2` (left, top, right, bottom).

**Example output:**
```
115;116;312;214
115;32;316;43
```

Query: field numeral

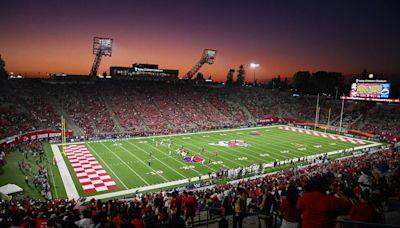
210;161;223;165
147;170;163;175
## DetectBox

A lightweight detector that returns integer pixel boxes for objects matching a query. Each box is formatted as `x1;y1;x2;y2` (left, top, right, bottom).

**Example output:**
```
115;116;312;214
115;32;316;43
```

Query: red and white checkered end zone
278;126;366;145
64;144;118;193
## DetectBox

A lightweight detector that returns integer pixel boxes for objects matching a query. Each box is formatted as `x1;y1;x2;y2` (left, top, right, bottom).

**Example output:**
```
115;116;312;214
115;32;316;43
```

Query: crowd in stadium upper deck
0;80;399;142
1;148;399;227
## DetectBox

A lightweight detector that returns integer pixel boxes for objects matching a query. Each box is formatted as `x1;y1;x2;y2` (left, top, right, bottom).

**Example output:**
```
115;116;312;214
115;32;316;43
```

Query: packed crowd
0;79;399;140
1;147;398;227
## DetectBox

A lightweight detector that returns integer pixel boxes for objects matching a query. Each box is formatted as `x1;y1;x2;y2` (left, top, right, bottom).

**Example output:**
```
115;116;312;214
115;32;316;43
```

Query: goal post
61;115;66;155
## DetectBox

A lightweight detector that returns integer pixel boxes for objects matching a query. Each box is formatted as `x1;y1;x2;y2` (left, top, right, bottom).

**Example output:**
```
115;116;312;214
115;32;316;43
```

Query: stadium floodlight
250;63;260;86
184;49;217;80
250;63;260;68
90;37;113;77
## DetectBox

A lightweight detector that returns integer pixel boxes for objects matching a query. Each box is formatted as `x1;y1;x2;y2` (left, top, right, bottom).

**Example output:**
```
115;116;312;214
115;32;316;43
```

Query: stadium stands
1;79;399;141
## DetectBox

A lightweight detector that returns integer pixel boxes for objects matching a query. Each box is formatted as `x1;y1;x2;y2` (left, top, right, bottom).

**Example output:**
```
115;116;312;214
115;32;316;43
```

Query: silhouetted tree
311;71;344;94
292;71;312;93
225;69;235;86
361;69;368;78
0;55;8;80
195;72;205;82
283;77;288;89
235;65;245;86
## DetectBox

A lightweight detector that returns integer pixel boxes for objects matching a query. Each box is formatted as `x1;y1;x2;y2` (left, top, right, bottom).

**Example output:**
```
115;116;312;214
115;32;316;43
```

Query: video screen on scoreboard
350;82;390;98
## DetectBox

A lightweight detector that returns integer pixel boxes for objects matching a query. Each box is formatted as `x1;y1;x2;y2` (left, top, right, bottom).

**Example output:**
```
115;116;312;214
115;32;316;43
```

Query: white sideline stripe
85;174;211;201
51;144;79;200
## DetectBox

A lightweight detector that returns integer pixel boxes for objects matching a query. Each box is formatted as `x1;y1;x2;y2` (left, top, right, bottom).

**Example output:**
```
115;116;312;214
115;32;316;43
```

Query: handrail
335;220;400;228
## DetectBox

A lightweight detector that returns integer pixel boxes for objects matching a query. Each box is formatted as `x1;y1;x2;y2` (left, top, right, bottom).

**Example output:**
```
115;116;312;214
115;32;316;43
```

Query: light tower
90;37;113;78
250;63;260;86
184;49;217;80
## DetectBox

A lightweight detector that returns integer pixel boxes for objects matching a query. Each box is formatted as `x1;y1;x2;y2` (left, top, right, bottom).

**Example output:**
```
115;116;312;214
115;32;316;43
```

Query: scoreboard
350;79;390;99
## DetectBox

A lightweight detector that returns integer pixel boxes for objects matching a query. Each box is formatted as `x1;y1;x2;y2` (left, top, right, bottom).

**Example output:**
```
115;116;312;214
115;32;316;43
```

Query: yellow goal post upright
61;115;67;155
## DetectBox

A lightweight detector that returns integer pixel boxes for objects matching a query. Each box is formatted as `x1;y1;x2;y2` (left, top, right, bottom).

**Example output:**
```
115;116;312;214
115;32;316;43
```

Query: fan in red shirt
130;216;144;228
183;191;197;226
346;189;377;223
112;213;128;228
297;176;351;228
279;185;301;228
35;213;48;228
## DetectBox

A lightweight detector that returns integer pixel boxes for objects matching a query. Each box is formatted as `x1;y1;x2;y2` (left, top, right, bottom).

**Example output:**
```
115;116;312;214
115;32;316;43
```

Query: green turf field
47;125;380;199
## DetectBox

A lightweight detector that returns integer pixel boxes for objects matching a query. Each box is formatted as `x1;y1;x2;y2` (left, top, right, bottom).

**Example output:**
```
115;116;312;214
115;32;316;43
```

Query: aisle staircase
101;96;125;133
48;97;84;135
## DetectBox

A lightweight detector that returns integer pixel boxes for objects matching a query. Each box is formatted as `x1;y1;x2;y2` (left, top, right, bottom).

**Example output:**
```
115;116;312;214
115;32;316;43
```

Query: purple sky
0;0;399;81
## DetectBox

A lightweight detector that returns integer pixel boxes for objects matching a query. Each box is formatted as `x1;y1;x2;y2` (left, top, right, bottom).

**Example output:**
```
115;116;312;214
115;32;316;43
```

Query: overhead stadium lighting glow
250;63;260;68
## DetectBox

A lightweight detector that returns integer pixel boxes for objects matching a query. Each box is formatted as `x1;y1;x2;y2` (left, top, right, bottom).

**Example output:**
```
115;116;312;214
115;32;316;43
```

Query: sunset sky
1;0;399;82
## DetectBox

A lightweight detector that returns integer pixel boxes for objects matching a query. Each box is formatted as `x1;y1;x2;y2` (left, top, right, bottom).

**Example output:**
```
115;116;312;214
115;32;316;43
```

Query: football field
47;125;381;199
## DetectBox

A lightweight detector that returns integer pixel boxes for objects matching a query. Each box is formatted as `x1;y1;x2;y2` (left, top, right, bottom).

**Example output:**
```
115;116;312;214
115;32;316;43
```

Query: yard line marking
203;134;288;162
115;143;170;182
97;142;150;185
139;140;215;174
124;141;188;179
86;143;129;189
246;131;327;158
173;137;244;167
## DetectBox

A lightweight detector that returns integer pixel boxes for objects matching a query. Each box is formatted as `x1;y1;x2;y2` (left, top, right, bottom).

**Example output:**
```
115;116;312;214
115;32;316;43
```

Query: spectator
297;175;351;228
279;185;301;228
349;190;377;223
183;191;196;227
233;187;247;228
258;185;277;228
75;210;93;228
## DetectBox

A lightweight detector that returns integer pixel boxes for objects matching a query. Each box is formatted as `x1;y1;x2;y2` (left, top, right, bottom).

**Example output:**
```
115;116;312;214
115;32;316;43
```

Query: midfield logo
208;140;249;147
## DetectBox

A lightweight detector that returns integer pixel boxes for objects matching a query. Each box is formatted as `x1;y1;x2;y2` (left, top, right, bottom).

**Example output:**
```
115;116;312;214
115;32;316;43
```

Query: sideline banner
0;130;73;148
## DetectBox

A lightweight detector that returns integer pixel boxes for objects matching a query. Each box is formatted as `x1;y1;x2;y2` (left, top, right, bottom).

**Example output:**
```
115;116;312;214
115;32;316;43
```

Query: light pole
250;63;260;86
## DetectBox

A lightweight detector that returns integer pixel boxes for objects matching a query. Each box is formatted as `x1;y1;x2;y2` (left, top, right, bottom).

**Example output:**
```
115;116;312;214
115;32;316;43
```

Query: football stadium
1;1;400;228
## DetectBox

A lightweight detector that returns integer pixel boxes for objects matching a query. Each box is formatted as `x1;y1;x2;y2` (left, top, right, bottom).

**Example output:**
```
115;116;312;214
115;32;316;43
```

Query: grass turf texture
48;126;378;199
